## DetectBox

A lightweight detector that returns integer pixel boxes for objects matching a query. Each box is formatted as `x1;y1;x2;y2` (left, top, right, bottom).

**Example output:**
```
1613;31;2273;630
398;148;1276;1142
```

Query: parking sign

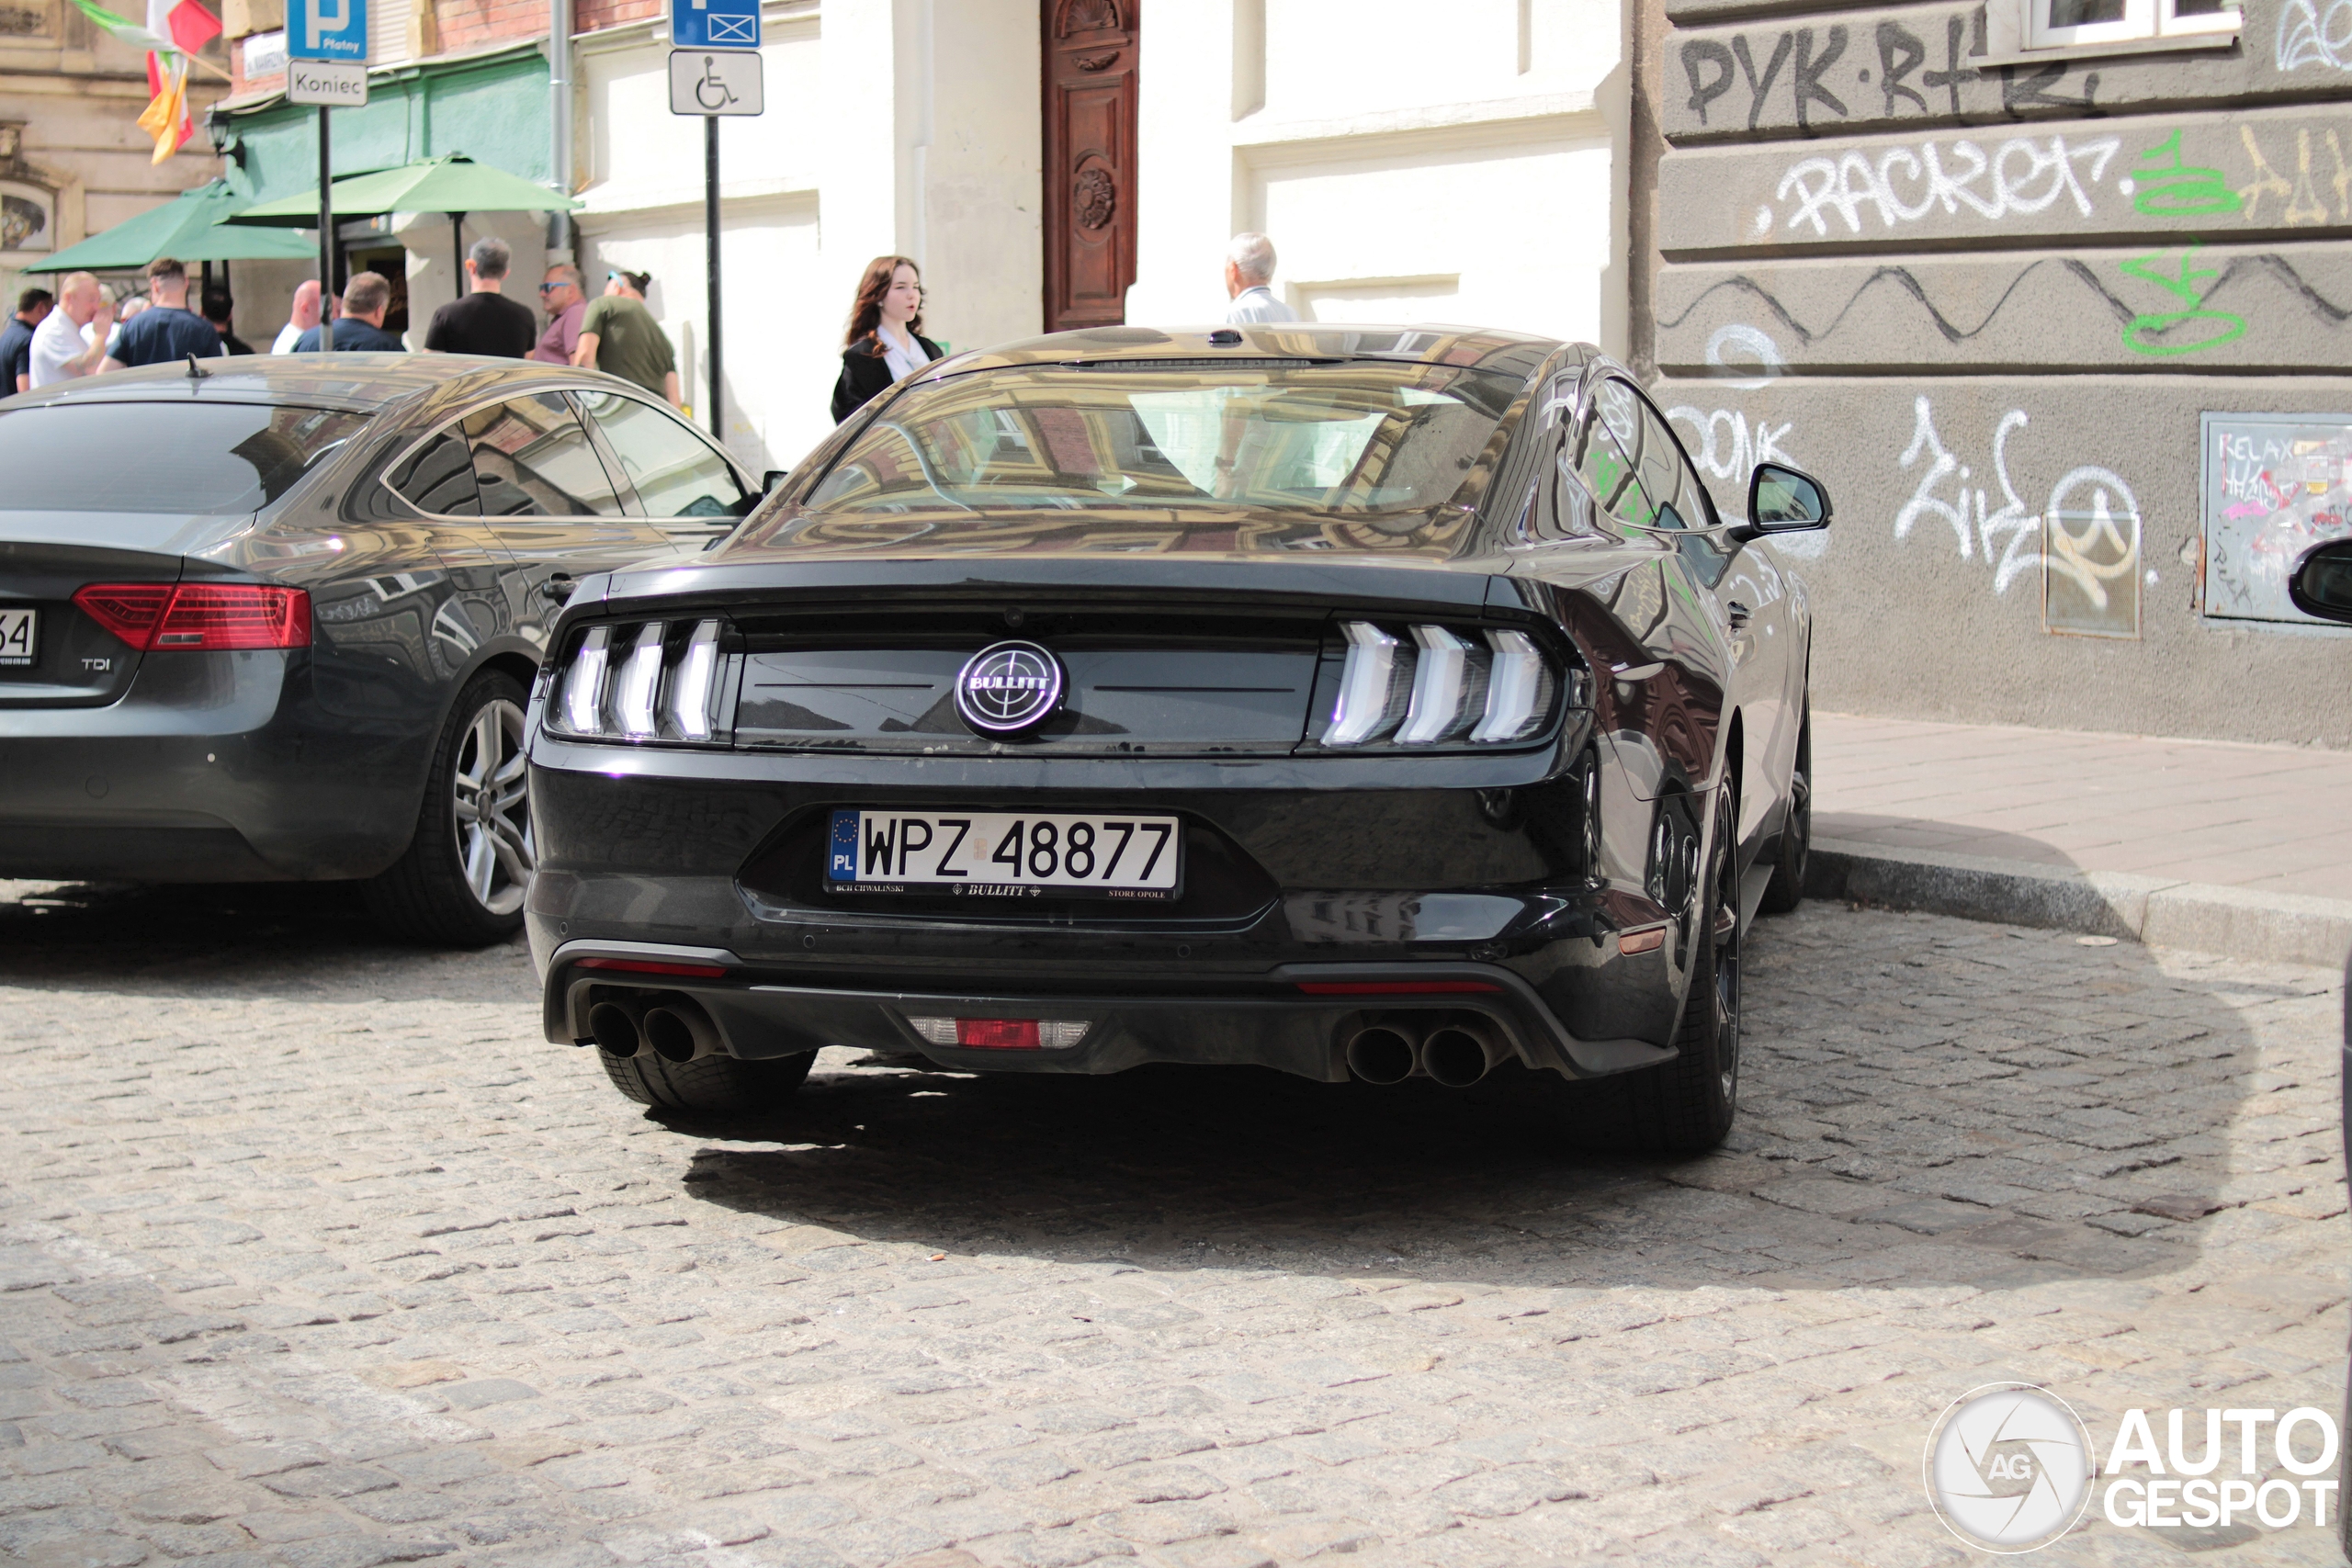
672;0;758;51
288;0;367;61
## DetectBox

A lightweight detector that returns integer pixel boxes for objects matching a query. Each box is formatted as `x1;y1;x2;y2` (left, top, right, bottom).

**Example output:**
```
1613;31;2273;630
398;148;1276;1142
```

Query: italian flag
70;0;222;162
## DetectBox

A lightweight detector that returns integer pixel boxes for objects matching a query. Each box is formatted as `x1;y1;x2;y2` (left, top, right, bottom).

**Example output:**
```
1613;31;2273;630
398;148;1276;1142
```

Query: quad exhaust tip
1341;1016;1513;1087
588;993;724;1064
1343;1024;1418;1086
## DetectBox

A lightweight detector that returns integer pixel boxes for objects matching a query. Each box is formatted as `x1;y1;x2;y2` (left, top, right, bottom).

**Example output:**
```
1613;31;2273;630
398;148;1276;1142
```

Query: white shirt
1226;285;1298;324
271;321;305;355
876;321;926;383
28;310;91;388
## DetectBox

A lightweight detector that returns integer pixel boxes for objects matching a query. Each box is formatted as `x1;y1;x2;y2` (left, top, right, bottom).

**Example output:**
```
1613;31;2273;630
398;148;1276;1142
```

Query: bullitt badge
954;640;1066;736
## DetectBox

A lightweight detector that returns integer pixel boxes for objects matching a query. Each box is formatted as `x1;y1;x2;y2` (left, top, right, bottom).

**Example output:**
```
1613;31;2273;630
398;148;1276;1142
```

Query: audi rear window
806;361;1519;518
0;400;371;514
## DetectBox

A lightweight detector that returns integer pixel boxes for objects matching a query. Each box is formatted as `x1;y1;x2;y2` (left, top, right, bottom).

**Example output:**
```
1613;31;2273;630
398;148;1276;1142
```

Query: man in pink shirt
531;264;586;365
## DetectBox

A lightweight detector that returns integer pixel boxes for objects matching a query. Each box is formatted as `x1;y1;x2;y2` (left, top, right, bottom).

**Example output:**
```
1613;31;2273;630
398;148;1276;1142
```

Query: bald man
273;280;322;355
28;273;114;388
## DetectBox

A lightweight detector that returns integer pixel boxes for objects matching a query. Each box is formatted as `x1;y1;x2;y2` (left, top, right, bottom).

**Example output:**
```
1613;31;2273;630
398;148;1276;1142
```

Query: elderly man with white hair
1223;231;1298;324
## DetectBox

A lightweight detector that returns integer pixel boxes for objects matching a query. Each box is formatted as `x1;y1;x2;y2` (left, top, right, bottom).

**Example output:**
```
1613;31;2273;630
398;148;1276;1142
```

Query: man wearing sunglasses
529;263;587;365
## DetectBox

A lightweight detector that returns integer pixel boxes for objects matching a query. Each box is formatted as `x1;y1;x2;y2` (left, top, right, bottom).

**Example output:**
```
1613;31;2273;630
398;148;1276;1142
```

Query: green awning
225;153;580;226
22;181;318;273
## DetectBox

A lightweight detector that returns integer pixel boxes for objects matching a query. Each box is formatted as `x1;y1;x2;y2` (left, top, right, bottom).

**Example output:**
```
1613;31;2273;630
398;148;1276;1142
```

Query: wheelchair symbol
695;55;736;110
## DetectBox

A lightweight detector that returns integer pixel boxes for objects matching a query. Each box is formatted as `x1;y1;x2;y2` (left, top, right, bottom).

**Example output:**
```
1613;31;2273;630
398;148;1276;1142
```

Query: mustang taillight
550;619;729;744
74;582;311;651
1319;620;1562;749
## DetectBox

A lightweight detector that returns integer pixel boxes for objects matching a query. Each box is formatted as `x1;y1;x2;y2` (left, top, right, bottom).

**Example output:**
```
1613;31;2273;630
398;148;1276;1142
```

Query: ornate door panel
1042;0;1138;332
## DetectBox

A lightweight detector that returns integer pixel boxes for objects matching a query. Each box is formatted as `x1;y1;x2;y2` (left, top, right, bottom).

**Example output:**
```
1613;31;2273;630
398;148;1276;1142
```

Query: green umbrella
21;180;317;273
224;154;581;227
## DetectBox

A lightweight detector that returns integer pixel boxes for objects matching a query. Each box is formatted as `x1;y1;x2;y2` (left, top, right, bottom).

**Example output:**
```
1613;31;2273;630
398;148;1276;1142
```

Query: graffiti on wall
1895;396;2144;636
1755;120;2352;243
2278;0;2352;72
1768;131;2119;240
1678;11;2109;134
1657;327;1826;557
2200;415;2352;622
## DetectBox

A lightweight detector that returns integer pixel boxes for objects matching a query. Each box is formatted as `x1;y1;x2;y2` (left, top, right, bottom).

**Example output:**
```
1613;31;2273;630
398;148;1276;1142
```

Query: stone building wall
1643;0;2352;747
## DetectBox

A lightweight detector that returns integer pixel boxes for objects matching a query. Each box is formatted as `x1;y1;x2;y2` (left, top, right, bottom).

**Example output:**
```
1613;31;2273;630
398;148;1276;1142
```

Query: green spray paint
2118;240;2247;357
2128;130;2244;219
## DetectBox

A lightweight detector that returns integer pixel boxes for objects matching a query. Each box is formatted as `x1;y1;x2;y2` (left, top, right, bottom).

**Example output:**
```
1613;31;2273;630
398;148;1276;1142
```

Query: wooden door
1041;0;1138;332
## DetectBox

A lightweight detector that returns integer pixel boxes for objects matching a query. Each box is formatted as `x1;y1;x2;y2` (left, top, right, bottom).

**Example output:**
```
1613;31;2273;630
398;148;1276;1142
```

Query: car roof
0;355;610;419
944;323;1573;383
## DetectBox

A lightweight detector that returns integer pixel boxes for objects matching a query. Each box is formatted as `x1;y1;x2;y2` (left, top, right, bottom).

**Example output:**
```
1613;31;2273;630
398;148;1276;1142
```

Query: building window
2025;0;2237;51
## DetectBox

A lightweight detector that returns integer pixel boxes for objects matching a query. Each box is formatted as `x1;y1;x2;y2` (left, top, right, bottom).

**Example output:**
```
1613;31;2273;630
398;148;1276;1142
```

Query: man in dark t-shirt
103;257;221;370
424;235;537;358
293;272;403;353
1;287;51;394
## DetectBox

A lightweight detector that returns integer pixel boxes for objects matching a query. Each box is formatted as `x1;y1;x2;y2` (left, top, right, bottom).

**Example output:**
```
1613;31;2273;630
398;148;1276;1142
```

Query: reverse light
907;1017;1090;1049
1321;620;1561;748
74;582;311;651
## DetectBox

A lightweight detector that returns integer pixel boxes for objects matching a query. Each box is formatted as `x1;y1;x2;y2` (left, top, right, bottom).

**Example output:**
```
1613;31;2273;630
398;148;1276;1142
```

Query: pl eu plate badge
829;810;858;880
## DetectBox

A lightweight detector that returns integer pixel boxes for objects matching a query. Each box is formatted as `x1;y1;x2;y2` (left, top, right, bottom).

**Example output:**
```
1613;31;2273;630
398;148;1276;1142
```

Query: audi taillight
548;619;729;745
73;582;311;651
1318;620;1570;749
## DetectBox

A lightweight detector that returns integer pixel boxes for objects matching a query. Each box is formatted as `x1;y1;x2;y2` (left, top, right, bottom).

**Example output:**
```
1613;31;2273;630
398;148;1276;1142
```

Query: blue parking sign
673;0;759;50
289;0;367;61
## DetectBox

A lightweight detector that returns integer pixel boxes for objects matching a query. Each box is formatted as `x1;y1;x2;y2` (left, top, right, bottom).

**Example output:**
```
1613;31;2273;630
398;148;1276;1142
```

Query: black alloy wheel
1758;701;1812;915
1602;784;1742;1154
601;1047;816;1114
363;670;537;946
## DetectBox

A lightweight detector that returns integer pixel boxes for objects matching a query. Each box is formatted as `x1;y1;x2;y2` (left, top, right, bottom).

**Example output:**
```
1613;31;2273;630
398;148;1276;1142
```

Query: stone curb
1804;837;2352;967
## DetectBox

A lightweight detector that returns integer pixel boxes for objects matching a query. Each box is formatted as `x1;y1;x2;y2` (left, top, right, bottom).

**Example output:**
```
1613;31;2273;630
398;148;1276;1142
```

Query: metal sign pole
316;106;334;352
705;116;720;440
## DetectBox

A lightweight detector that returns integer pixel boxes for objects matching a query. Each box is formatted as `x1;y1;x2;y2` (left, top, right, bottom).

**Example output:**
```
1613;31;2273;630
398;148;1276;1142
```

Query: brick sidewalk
1814;714;2352;903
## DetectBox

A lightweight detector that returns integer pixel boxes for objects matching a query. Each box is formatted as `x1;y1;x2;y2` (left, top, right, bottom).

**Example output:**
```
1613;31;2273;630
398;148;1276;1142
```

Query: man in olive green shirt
571;269;682;408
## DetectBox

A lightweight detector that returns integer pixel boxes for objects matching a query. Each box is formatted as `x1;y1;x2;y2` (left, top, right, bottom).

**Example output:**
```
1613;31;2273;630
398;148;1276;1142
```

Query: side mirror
2288;539;2352;625
1741;462;1832;536
762;468;788;492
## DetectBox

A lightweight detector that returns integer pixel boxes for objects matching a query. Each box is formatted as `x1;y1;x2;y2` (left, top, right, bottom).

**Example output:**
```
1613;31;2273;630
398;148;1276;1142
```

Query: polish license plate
826;809;1182;900
0;608;34;668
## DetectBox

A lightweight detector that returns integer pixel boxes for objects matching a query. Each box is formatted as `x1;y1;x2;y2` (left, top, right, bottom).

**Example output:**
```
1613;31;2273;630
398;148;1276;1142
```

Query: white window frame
2021;0;2238;52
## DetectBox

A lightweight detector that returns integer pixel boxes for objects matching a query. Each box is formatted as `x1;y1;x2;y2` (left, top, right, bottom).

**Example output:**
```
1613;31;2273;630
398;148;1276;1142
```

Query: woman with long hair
831;255;943;423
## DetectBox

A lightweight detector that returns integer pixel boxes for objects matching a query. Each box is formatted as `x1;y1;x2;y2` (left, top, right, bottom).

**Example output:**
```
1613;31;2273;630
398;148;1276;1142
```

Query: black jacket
831;332;941;423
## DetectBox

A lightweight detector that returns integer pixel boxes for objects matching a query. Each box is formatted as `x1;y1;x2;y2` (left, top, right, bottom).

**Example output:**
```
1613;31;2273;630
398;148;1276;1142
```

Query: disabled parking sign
672;0;758;51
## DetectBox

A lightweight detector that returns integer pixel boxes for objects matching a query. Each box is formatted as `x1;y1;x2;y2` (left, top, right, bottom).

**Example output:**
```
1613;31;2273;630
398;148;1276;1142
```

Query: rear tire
1757;701;1811;917
600;1049;815;1114
364;671;535;947
1595;785;1741;1155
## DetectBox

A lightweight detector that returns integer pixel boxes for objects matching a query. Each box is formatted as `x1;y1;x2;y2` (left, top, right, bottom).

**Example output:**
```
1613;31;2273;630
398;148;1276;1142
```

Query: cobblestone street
0;885;2343;1568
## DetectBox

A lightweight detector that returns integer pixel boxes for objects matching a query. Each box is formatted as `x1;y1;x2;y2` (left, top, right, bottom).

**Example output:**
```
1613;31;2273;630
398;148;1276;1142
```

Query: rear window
807;361;1519;517
0;400;370;514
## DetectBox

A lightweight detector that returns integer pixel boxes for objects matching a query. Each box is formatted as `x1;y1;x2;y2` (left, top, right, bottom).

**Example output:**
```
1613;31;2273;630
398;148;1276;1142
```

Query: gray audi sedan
0;355;761;942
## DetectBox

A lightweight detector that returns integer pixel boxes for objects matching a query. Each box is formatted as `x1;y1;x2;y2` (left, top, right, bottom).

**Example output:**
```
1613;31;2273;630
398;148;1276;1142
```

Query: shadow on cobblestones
0;880;528;1003
651;909;2293;1296
0;890;2340;1568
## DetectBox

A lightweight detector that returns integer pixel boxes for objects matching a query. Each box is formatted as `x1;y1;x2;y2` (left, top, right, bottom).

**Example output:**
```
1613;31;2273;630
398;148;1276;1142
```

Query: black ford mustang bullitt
524;325;1831;1151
